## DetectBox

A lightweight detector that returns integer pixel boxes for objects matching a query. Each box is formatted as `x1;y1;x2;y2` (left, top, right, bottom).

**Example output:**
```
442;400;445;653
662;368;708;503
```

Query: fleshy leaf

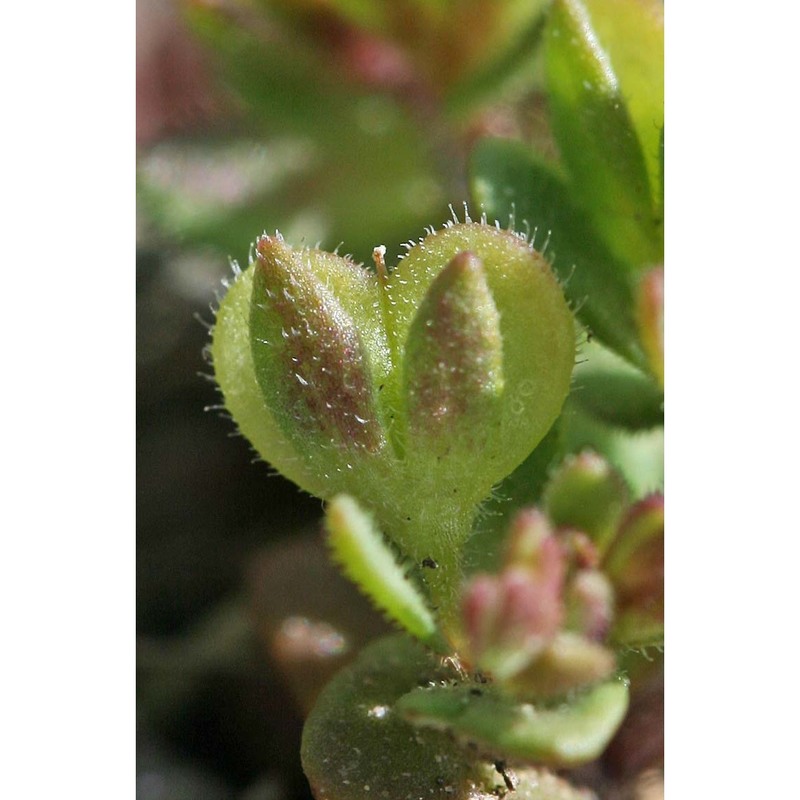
388;221;575;502
470;138;648;371
301;633;481;799
545;0;661;268
325;494;446;651
301;633;581;800
398;678;629;767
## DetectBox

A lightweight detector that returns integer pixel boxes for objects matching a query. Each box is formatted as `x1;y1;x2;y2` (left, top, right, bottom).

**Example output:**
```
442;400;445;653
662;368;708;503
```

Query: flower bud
404;251;503;458
604;494;664;616
543;451;629;551
462;556;565;681
507;632;616;699
502;508;556;570
566;569;615;642
250;234;388;457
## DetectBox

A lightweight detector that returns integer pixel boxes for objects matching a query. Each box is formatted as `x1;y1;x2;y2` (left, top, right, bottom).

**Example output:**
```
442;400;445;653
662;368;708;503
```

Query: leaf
325;495;446;651
388;221;575;503
302;634;599;799
470;137;648;371
398;678;629;766
301;634;505;799
573;339;663;430
581;0;664;213
544;0;661;268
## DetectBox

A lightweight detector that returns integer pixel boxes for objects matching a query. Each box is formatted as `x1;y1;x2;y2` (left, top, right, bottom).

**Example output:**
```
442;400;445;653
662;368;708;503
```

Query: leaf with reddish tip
462;557;565;681
503;508;557;570
250;235;388;463
404;251;504;458
543;451;629;552
604;494;663;647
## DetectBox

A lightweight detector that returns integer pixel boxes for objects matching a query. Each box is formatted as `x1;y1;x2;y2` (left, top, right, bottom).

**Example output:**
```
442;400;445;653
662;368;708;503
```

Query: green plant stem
384;503;475;649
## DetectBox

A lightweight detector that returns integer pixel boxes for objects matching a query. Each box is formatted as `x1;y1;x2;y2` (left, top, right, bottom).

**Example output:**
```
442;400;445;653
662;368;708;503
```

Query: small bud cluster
461;452;663;699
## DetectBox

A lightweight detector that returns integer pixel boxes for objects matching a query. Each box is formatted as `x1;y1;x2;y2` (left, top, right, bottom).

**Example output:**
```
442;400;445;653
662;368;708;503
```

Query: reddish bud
250;234;386;455
462;559;565;680
567;570;615;642
404;251;503;457
604;494;664;612
543;451;629;551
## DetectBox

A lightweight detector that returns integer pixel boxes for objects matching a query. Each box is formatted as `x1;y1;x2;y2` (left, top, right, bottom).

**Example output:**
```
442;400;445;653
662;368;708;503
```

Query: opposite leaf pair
213;220;576;626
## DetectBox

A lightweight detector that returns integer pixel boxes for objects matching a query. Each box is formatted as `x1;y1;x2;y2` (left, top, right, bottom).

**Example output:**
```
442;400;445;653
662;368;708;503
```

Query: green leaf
581;0;664;214
325;495;446;651
398;678;629;766
470;137;648;371
302;634;601;799
573;339;663;431
544;0;661;268
301;634;505;799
